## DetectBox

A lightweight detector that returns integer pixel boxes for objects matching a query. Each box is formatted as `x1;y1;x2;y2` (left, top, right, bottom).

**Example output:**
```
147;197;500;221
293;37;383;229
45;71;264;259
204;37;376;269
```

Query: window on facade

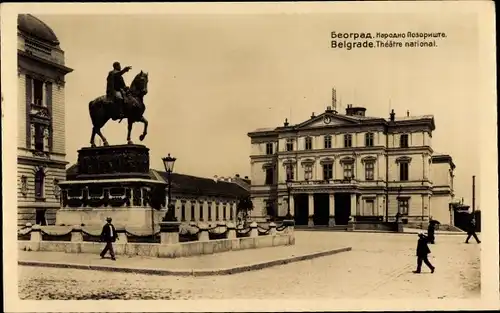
34;124;44;151
365;133;374;147
324;135;332;149
230;203;233;220
34;168;45;200
365;162;374;181
181;203;186;221
191;202;196;221
208;202;212;220
286;165;294;181
265;168;274;185
343;162;353;179
33;79;44;106
286;139;294;151
323;163;333;180
344;134;352;148
304;164;313;180
199;201;204;220
266;143;273;155
400;134;409;148
305;137;313;150
398;198;409;215
216;203;220;220
364;199;375;216
223;204;227;220
399;162;409;181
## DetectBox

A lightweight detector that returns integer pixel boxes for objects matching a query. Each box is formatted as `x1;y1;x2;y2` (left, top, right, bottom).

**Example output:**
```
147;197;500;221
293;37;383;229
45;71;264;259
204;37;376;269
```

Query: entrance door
294;194;309;226
334;193;351;225
313;193;330;225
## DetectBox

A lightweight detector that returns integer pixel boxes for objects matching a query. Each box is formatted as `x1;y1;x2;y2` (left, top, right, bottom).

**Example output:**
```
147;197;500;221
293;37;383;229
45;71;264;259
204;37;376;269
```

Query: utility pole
472;175;476;212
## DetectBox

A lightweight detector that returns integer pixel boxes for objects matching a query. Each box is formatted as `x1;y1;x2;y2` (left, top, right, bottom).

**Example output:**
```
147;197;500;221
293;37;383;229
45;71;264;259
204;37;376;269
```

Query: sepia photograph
1;1;498;312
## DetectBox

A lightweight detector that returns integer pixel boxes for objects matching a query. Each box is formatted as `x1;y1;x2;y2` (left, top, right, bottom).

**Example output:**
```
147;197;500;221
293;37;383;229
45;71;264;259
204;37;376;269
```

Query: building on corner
17;14;73;226
247;98;456;228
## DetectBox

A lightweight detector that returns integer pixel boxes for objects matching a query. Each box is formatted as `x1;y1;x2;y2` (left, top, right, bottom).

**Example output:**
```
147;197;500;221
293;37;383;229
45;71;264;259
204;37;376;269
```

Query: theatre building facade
17;14;73;226
248;104;456;227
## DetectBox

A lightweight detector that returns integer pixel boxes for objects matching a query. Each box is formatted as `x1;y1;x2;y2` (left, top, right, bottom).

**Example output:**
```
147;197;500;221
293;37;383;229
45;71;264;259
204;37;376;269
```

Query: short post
283;219;295;244
269;222;277;236
197;222;209;242
250;221;258;237
159;221;180;245
30;224;42;242
226;221;236;239
71;225;83;242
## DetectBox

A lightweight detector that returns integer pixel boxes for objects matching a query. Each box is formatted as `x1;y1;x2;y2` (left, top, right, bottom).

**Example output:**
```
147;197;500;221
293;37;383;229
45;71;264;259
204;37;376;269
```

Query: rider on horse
106;61;132;120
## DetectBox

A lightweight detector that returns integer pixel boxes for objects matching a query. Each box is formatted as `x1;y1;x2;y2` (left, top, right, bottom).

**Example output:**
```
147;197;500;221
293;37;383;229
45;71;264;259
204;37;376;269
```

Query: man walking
465;215;481;244
427;218;440;244
413;233;435;274
100;217;117;260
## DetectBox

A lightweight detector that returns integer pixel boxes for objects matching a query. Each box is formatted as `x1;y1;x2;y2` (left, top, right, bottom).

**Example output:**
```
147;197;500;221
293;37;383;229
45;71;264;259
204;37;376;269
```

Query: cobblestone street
18;231;480;300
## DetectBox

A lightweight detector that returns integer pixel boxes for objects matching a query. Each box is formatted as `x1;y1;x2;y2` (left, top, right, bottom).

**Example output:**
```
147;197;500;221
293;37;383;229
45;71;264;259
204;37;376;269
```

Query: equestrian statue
88;61;149;147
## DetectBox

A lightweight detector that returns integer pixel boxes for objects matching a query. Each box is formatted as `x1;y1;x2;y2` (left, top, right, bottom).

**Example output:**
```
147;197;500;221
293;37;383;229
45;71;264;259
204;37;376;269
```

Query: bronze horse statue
88;71;149;147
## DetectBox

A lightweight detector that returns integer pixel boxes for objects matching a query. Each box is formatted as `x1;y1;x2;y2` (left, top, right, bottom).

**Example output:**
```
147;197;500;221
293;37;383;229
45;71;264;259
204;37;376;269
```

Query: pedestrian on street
427;218;440;244
465;215;481;244
100;217;118;260
413;233;435;274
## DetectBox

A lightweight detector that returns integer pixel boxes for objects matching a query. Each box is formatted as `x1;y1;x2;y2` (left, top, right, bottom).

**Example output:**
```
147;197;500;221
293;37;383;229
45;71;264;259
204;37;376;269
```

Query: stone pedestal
159;221;180;244
308;216;314;227
56;144;167;228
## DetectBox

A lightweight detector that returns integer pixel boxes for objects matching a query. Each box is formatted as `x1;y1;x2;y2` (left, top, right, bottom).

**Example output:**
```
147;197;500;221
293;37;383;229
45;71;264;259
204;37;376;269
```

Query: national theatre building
247;99;455;228
17;14;73;226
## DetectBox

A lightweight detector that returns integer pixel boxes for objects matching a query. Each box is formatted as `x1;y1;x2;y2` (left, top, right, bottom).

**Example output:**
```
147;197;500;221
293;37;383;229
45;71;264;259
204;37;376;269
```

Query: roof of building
65;165;249;199
431;154;456;169
18;14;60;45
248;106;435;135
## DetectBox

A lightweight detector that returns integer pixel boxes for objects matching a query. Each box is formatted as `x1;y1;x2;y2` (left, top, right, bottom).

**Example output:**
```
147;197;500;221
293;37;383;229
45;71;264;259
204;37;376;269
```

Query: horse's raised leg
139;116;148;141
127;119;134;145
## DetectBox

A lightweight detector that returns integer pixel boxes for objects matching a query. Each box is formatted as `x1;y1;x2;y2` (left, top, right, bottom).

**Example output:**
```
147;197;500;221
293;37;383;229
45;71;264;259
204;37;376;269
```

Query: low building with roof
66;165;250;224
247;95;456;228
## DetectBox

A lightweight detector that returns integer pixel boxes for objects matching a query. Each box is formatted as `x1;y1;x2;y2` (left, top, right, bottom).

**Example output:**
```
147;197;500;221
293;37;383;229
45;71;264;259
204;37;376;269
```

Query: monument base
55;206;167;228
57;144;167;229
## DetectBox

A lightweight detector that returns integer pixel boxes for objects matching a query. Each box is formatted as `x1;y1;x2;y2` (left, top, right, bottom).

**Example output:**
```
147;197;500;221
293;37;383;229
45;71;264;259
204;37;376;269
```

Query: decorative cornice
361;156;377;163
18;155;68;168
395;156;412;163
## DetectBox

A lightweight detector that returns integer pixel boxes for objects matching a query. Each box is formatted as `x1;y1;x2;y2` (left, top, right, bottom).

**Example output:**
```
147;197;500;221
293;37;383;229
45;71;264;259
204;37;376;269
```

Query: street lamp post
285;178;293;219
162;154;177;222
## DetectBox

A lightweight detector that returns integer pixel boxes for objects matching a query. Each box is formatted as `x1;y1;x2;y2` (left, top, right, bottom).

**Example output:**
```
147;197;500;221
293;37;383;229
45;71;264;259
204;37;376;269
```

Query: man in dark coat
427;218;440;244
413;233;435;274
465;215;481;244
106;61;132;120
100;217;118;260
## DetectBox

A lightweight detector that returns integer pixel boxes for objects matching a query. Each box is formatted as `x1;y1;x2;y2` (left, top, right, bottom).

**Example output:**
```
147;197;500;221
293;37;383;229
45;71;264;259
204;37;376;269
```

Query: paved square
18;231;480;300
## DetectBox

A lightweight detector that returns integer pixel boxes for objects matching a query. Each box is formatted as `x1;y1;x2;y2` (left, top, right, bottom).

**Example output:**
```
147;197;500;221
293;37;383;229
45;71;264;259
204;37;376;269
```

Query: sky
39;11;481;206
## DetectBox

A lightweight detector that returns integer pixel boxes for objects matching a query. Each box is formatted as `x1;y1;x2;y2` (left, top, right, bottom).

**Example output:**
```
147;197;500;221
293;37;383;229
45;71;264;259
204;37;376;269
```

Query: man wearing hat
100;217;117;260
414;232;435;274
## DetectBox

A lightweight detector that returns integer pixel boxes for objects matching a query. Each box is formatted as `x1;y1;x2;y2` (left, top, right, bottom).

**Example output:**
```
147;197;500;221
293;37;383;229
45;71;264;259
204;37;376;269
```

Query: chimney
311;112;315;118
407;110;410;117
235;174;240;178
284;118;289;127
244;176;249;179
389;109;395;121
